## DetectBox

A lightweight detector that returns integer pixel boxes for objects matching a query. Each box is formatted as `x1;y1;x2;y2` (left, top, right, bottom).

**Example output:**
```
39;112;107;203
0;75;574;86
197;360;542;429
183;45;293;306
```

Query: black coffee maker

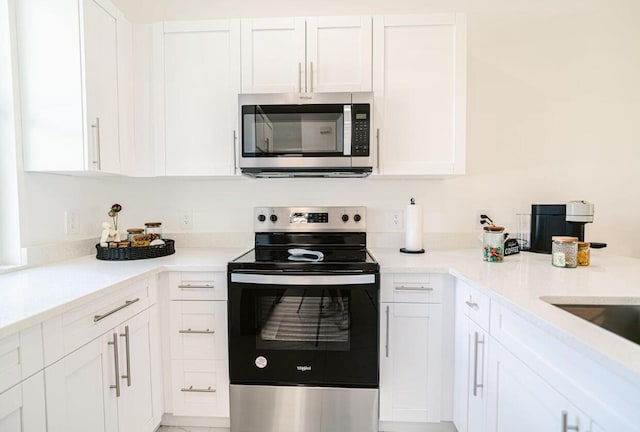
530;201;597;254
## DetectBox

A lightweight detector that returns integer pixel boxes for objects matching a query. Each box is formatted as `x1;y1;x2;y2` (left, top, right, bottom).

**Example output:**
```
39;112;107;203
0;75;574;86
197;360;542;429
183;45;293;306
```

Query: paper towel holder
400;198;425;254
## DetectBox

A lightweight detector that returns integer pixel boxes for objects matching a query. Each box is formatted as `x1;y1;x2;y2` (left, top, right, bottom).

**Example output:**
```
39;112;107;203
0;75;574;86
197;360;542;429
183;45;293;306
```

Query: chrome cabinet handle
178;283;214;289
309;61;314;93
108;332;121;397
233;130;238;174
120;325;131;387
91;117;101;169
179;328;215;334
472;332;485;397
94;298;141;322
465;300;479;310
376;128;380;170
385;305;390;358
181;385;216;393
562;411;580;432
298;62;302;93
395;285;433;291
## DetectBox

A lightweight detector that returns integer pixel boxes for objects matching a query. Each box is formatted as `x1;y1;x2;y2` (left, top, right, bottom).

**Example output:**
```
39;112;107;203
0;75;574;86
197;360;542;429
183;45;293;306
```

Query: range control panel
254;207;366;232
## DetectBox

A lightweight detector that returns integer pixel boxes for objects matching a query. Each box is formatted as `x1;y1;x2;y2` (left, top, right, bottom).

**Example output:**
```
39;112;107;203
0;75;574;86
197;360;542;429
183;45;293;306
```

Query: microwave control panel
351;104;370;156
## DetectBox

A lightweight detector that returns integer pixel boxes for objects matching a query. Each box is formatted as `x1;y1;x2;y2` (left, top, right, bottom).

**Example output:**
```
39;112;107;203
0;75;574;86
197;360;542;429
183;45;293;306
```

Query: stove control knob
270;214;278;223
341;214;349;222
258;214;266;222
354;214;362;222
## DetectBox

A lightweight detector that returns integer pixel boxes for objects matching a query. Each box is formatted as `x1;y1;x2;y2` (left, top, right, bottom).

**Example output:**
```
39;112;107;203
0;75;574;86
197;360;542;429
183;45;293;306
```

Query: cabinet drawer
43;278;153;366
169;272;227;301
170;359;229;418
381;273;450;303
456;279;490;331
0;325;43;394
169;301;228;360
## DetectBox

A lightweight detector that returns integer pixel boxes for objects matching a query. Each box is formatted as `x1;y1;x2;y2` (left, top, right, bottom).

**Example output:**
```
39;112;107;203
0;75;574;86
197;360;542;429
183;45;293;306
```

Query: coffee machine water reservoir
530;201;597;254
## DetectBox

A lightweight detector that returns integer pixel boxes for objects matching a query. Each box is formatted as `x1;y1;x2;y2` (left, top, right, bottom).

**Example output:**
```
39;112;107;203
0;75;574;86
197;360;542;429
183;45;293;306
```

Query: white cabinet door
373;14;466;176
241;18;306;93
0;372;46;432
116;309;157;432
379;302;443;423
487;341;590;432
241;16;371;94
157;20;240;176
45;336;118;432
17;0;126;174
306;16;372;92
83;0;120;173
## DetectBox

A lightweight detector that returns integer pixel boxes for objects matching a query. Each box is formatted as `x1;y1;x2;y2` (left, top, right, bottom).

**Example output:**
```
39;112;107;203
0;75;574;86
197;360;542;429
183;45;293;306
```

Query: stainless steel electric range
227;206;380;432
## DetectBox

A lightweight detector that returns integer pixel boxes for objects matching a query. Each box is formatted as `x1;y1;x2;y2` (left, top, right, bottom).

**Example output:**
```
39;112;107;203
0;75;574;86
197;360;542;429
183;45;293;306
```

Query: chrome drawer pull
94;298;141;322
178;283;214;289
465;300;479;310
562;411;580;432
179;328;215;334
473;332;485;397
395;285;433;291
181;385;216;393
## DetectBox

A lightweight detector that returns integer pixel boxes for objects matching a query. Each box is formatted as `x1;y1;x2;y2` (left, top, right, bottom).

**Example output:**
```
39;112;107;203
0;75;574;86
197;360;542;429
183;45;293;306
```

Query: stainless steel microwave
238;92;373;178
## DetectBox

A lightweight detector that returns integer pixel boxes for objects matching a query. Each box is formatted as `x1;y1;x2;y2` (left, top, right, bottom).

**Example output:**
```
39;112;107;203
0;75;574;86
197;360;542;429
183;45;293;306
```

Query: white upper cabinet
154;20;240;176
241;16;372;94
373;14;467;176
17;0;127;174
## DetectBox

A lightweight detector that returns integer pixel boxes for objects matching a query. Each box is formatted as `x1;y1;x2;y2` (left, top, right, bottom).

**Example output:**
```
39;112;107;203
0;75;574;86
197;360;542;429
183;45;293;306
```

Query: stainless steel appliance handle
181;385;216;393
343;105;352;156
94;298;140;322
178;283;214;289
472;331;484;397
108;332;120;397
231;273;375;286
385;305;390;358
395;285;433;291
310;61;314;93
91;117;101;169
298;62;302;93
562;411;580;432
120;325;131;387
179;328;215;334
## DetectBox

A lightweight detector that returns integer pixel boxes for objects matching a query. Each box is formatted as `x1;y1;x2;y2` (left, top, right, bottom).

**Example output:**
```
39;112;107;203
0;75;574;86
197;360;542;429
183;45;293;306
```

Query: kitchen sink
552;303;640;345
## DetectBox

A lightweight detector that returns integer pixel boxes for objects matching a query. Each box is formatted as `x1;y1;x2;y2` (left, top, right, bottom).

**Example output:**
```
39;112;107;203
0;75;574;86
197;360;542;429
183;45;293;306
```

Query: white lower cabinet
0;372;46;432
486;341;590;432
166;272;229;420
379;273;454;429
45;308;159;432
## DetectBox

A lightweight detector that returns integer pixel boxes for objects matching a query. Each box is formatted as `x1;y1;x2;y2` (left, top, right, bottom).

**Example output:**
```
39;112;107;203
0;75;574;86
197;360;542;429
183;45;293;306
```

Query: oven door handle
230;273;376;285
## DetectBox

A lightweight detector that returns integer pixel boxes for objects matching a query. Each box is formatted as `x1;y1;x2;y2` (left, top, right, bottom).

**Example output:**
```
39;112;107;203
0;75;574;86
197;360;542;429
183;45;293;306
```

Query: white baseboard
379;421;457;432
161;413;230;429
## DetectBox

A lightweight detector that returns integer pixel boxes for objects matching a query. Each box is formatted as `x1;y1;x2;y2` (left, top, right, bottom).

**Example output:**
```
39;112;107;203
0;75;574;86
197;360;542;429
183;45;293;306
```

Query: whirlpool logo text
297;365;312;372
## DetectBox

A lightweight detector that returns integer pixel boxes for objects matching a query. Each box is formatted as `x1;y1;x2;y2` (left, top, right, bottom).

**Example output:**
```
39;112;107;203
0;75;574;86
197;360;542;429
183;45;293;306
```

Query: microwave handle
343;105;352;156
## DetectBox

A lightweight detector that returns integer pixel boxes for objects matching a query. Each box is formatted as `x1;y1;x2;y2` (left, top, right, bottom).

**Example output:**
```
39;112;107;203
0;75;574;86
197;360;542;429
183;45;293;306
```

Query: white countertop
371;248;640;387
1;246;639;388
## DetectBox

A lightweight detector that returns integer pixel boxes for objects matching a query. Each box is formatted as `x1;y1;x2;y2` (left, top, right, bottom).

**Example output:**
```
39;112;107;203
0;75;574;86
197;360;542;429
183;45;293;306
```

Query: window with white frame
0;0;22;266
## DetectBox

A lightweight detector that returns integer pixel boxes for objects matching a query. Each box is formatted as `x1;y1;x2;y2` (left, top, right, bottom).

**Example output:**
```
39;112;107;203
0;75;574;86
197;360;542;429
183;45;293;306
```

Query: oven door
228;272;379;388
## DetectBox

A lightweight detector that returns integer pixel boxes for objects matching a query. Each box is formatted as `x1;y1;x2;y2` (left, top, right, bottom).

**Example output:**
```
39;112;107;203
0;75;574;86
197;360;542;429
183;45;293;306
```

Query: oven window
257;289;350;351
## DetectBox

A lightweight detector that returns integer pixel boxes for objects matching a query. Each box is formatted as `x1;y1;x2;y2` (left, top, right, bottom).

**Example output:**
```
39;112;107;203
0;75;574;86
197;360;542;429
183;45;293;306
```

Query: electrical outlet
389;209;404;230
65;211;78;235
180;209;193;230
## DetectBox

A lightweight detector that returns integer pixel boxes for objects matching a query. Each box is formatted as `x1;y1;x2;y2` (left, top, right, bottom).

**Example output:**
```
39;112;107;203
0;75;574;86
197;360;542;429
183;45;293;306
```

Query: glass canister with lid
483;226;505;262
577;242;590;266
552;236;578;268
144;222;163;241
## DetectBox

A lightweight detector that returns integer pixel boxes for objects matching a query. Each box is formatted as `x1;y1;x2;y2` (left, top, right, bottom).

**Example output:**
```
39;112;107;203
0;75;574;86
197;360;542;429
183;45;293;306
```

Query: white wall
18;0;640;259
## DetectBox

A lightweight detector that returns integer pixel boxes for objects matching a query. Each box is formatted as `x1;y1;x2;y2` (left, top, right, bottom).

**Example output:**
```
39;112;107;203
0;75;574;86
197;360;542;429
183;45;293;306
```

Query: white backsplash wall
18;0;640;259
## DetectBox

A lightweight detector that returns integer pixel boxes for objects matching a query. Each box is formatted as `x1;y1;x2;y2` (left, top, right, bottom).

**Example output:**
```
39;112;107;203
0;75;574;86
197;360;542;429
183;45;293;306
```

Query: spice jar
552;236;578;268
483;226;505;262
127;228;144;243
145;222;163;241
577;242;590;266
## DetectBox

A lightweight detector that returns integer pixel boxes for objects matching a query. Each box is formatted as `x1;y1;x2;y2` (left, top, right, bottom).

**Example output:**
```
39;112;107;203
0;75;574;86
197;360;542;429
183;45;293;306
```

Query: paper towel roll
405;202;424;251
